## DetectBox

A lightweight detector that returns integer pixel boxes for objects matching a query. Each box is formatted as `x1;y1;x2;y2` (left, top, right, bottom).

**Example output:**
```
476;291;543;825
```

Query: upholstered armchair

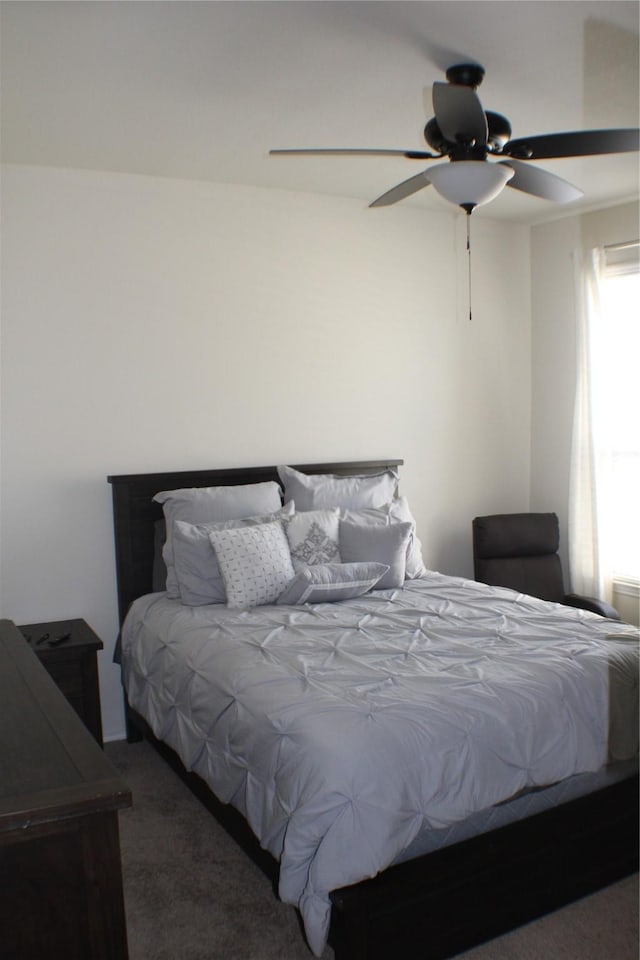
472;512;620;619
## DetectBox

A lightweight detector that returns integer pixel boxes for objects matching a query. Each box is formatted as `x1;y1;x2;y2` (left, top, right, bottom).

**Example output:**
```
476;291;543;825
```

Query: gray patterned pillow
209;520;295;609
277;562;389;605
283;509;340;570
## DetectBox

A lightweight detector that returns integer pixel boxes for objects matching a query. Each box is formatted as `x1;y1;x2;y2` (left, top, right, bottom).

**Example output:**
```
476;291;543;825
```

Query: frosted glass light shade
427;161;515;208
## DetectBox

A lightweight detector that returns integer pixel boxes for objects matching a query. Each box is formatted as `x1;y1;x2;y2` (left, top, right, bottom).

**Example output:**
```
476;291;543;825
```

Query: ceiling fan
270;63;640;214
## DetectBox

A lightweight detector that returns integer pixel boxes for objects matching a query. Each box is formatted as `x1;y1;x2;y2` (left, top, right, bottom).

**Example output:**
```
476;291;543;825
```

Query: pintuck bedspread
120;572;638;957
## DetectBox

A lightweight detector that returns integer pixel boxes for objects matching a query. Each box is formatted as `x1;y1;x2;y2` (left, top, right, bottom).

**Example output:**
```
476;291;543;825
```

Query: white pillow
338;520;413;589
277;465;398;511
153;481;282;598
283;508;340;570
342;497;427;579
173;503;294;606
277;562;389;605
209;520;295;609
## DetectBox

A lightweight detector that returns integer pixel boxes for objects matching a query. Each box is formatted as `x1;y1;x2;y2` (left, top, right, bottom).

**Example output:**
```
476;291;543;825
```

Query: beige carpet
107;740;639;960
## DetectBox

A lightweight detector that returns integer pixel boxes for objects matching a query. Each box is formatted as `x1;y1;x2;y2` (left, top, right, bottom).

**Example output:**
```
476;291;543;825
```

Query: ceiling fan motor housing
445;63;485;89
424;111;512;156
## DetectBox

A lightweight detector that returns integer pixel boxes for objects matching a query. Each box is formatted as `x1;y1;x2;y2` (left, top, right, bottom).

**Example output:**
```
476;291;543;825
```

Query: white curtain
569;246;614;603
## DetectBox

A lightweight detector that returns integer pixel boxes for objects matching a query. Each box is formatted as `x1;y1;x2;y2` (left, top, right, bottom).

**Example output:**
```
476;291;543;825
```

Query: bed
108;460;639;960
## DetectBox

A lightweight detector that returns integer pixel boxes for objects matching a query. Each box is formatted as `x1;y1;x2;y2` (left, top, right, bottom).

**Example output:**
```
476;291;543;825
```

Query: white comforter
120;573;638;956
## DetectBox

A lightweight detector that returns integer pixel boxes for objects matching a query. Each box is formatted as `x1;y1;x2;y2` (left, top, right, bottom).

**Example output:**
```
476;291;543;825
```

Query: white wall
0;165;531;739
530;199;639;616
530;214;581;567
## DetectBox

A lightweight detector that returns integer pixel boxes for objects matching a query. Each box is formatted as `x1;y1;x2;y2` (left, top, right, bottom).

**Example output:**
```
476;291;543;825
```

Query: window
598;246;639;583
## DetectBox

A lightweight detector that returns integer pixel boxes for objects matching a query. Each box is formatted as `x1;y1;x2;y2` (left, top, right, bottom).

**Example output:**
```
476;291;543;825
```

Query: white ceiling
1;1;638;224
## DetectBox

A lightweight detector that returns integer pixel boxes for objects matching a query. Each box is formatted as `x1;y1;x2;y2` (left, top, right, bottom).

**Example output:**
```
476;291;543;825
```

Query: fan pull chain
466;211;472;322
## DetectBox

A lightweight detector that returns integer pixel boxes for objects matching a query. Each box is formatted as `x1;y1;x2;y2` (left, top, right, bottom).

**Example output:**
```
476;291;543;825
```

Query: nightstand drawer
43;658;84;698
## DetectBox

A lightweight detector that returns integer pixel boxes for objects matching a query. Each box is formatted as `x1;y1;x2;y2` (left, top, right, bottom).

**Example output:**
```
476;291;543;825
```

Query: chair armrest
564;593;621;620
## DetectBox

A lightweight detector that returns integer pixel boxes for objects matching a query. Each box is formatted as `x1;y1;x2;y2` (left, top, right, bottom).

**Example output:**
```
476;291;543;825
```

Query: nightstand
19;618;104;745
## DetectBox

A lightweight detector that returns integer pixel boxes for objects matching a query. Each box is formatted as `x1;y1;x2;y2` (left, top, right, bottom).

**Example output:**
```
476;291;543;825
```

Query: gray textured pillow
277;465;398;511
153;481;282;598
342;497;427;579
338;520;413;588
209;520;295;609
277;562;389;605
173;503;294;606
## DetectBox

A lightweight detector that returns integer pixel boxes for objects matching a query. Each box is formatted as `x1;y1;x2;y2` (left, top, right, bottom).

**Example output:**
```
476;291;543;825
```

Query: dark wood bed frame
108;461;638;960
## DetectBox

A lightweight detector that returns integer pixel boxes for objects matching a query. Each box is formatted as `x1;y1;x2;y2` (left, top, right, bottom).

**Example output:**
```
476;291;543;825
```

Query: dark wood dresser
0;619;131;960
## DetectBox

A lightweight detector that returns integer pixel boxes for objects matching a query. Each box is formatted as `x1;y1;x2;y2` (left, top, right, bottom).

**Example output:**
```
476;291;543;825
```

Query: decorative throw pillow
277;562;390;605
338;520;413;589
208;520;295;609
173;503;294;606
283;508;340;570
153;481;282;598
342;497;427;579
277;465;398;511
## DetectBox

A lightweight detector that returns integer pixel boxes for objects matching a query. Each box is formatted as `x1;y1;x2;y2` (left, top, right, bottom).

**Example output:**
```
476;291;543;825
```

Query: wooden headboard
107;460;403;625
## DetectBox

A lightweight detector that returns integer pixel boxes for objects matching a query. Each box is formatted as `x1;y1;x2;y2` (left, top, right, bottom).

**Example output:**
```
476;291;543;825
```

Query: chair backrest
472;512;566;603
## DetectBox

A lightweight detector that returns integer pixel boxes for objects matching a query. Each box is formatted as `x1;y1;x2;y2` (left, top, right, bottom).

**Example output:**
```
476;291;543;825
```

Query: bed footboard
329;774;639;960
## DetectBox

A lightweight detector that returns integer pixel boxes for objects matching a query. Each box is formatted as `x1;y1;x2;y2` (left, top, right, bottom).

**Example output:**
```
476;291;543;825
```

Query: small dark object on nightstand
48;632;71;646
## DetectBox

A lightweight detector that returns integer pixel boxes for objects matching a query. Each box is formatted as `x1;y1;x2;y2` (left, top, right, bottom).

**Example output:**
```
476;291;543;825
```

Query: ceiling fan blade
369;171;432;208
269;148;437;159
503;128;639;160
432;82;487;145
500;159;583;203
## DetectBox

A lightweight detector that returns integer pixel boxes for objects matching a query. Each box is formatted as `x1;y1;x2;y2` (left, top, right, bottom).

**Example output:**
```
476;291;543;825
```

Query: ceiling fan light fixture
427;160;515;210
